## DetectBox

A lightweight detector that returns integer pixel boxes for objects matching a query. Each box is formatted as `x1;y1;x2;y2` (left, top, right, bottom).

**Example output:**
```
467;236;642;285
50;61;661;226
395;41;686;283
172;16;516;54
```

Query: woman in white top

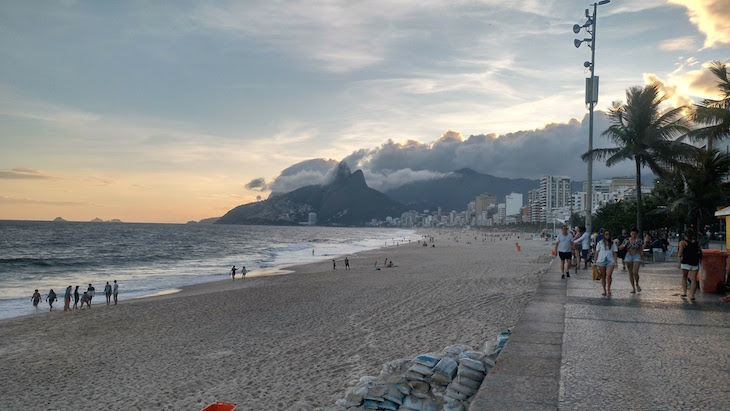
594;229;618;297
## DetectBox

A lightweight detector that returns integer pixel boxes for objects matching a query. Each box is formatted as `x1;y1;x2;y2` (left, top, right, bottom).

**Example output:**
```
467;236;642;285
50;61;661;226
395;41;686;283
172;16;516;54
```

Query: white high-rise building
505;192;523;216
540;175;572;211
497;203;506;225
308;213;317;225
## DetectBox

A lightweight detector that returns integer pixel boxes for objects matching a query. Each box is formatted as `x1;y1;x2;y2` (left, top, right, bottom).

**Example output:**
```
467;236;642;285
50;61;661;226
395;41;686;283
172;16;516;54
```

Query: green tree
688;61;730;151
669;149;730;231
582;84;694;237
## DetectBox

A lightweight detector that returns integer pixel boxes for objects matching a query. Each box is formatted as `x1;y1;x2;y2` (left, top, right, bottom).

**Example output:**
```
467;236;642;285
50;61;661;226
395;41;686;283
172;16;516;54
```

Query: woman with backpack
678;229;702;301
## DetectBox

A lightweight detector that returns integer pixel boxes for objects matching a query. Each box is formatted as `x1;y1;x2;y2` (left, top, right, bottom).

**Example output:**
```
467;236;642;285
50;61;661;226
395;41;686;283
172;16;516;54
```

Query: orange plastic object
700;250;728;293
202;402;236;411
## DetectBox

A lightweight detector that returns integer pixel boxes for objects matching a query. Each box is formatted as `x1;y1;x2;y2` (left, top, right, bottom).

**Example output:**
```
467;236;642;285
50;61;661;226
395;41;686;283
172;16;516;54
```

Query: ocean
0;221;414;320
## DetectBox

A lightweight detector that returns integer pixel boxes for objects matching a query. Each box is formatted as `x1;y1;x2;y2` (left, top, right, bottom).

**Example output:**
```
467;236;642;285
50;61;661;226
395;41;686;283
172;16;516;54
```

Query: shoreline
0;230;552;410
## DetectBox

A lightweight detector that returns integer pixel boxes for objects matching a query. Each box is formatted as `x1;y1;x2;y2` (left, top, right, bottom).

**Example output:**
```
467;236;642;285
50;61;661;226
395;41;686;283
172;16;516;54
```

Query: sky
1;0;728;223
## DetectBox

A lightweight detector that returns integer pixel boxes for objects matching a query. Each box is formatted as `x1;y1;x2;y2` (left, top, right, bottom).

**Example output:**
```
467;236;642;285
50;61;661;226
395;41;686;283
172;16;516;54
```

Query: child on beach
31;289;41;308
104;282;112;305
46;289;57;310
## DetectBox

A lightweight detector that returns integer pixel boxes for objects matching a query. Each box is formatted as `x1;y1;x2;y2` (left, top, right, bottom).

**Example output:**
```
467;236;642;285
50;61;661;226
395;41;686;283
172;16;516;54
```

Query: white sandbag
448;380;477;397
497;330;511;347
408;380;430;394
483;341;500;358
433;357;458;379
482;357;496;370
459;357;486;373
402;395;424;411
408;363;435;376
404;370;427;381
457;365;484;382
393;383;410;395
414;353;441;367
454;375;481;391
422;398;438;411
445;388;468;401
431;385;446;399
383;385;405;406
443;344;470;357
380;358;411;378
459;351;484;361
443;401;464;411
362;399;379;410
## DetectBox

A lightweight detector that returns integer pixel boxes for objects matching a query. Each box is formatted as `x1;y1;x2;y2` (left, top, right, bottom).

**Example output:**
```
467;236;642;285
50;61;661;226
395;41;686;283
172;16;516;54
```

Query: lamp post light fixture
574;0;610;235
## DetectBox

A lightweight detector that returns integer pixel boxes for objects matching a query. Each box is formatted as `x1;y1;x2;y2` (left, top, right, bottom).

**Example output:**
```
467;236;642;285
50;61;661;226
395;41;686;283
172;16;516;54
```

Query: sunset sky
1;0;729;223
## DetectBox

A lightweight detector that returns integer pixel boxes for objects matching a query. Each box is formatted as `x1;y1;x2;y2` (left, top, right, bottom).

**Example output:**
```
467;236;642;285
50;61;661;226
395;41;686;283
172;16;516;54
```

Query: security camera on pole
573;0;610;235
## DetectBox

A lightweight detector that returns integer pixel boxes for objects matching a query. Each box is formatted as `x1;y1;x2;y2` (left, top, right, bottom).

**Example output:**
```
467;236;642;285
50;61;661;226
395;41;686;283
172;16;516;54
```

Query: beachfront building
497;203;506;225
308;213;317;225
528;188;543;223
475;193;496;218
541;175;572;210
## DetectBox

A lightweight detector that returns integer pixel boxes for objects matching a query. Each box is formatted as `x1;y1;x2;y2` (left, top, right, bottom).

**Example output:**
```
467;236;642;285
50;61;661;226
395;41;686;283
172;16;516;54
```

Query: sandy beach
0;231;553;410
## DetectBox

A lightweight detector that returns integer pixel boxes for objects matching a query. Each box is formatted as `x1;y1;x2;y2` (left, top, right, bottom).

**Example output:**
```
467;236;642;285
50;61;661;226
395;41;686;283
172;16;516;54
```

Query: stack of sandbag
336;330;511;411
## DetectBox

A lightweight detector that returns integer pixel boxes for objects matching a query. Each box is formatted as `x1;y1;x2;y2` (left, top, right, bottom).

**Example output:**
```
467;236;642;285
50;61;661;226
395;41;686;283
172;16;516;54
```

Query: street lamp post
574;0;610;235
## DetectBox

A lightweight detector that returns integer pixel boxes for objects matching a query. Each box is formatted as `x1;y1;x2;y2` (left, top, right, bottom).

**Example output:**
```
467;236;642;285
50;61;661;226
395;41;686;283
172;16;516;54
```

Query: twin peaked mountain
217;162;540;226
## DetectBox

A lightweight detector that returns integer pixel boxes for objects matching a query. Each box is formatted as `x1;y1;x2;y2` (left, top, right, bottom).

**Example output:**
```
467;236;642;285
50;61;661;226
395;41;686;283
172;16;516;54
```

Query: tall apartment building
583;179;611;194
528;188;543;223
475;193;496;217
541;175;572;210
505;192;523;216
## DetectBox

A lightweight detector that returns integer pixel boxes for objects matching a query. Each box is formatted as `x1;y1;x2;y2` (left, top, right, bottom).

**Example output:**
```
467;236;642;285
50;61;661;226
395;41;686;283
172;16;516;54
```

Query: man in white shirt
555;225;574;279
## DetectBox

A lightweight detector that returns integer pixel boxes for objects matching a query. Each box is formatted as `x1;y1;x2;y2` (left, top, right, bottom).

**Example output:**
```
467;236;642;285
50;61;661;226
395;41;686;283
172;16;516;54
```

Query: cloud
262;113;648;196
0;195;91;206
660;36;698;51
643;73;695;107
645;60;729;104
0;168;55;180
668;0;730;48
245;178;269;191
268;158;339;195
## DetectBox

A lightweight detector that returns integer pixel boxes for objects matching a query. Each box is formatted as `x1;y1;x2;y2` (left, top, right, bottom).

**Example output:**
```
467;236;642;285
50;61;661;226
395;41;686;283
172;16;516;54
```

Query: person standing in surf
46;289;57;310
31;289;42;308
241;266;247;279
104;282;112;305
64;285;72;311
231;265;237;281
73;285;80;309
87;284;95;306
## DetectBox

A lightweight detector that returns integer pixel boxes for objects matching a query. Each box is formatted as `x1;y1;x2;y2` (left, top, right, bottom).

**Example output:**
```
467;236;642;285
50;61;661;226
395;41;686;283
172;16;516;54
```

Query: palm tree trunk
635;158;643;238
708;137;712;152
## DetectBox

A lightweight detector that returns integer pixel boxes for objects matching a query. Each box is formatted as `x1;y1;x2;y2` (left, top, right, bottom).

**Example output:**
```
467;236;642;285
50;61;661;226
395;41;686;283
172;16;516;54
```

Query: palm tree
670;149;730;231
688;61;730;151
582;84;694;237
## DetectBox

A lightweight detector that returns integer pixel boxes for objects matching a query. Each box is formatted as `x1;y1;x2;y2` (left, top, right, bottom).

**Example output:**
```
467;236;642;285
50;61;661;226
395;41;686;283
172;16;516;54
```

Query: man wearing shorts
573;226;591;270
555;225;573;279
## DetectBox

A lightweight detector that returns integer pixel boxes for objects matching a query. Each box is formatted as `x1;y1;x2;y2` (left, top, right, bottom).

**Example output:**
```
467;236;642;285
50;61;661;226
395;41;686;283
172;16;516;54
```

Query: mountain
384;168;539;211
217;163;407;226
53;217;67;222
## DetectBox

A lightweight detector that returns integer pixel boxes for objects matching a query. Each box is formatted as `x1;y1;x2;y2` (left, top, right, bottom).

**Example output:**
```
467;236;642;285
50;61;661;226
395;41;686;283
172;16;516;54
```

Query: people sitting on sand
31;289;41;308
387;261;393;267
46;289;57;310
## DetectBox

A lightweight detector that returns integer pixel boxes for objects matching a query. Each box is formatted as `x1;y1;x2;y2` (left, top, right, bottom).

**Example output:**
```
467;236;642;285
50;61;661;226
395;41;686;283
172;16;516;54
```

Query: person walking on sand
594;230;618;297
64;285;72;311
678;229;702;301
241;266;247;279
332;259;336;270
87;284;95;306
31;289;42;308
73;285;80;309
231;266;237;281
112;280;118;305
47;289;57;310
619;227;644;293
555;225;573;279
104;282;112;305
345;257;350;270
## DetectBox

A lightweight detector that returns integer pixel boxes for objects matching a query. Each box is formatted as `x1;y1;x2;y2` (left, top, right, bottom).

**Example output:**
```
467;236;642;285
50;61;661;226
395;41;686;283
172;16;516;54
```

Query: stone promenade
471;256;730;410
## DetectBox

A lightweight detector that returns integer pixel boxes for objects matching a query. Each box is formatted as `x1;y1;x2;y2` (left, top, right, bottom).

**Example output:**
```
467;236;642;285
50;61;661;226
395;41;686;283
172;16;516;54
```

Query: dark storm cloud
245;177;269;191
266;113;635;194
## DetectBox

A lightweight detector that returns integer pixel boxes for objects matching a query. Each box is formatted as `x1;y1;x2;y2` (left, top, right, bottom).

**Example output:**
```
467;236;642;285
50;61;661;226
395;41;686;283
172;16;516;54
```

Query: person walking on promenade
678;229;702;300
31;289;42;308
112;280;118;305
87;284;95;306
64;285;73;311
617;229;628;270
619;227;644;293
345;257;350;270
104;282;112;305
573;226;591;270
231;266;237;281
594;230;618;297
73;286;80;309
555;225;573;279
47;289;57;310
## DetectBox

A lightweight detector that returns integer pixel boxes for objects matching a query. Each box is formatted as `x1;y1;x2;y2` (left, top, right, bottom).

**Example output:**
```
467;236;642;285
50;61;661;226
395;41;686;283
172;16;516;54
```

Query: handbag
592;265;601;281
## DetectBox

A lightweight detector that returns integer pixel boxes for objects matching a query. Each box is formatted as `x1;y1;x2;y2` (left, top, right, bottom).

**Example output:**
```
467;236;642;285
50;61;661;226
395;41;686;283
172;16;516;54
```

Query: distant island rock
217;162;406;226
53;217;67;222
186;220;198;224
197;217;220;224
90;218;104;223
109;219;122;223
